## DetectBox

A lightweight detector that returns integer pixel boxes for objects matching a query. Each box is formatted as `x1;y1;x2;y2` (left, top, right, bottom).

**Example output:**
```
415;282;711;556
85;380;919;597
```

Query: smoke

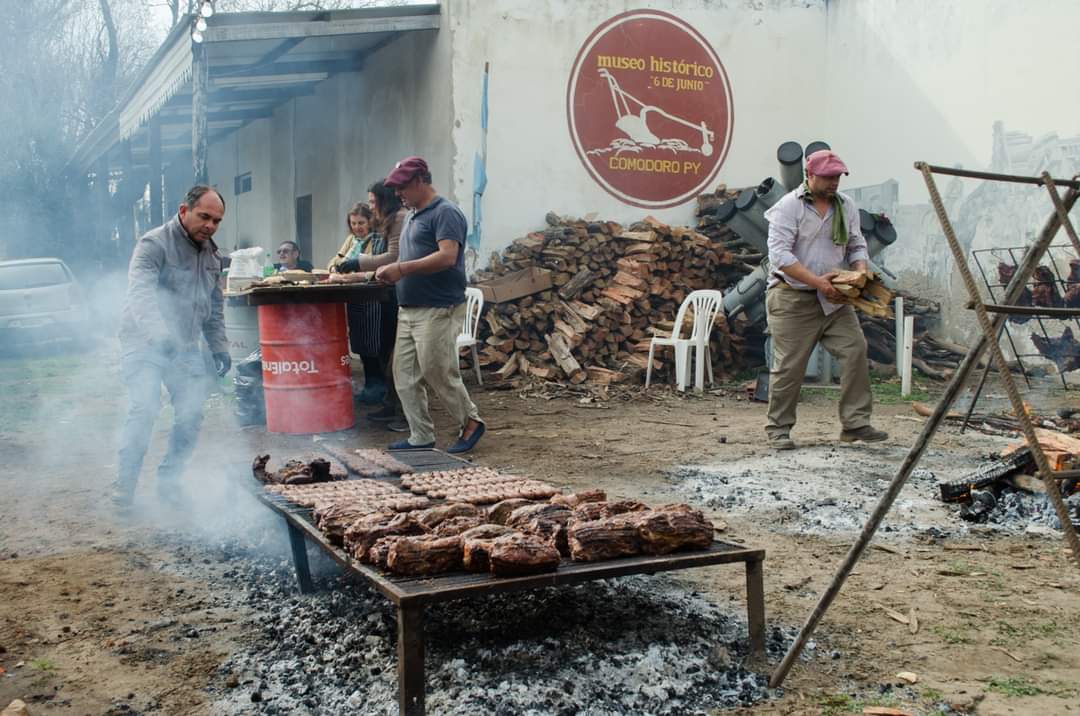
0;266;301;560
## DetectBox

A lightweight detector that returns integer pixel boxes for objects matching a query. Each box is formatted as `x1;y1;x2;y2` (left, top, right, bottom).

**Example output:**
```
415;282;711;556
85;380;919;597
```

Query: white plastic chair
645;289;724;392
457;287;484;385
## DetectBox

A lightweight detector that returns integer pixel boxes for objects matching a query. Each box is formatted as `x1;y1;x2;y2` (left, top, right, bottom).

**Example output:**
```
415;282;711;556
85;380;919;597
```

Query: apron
346;233;388;357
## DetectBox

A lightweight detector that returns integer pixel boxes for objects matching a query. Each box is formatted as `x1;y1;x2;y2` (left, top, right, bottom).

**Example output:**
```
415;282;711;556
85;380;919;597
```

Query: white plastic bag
229;247;267;278
227;247;267;291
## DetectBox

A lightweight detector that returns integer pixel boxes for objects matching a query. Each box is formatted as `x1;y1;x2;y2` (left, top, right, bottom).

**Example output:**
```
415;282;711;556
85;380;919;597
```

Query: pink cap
805;150;849;177
385;156;429;188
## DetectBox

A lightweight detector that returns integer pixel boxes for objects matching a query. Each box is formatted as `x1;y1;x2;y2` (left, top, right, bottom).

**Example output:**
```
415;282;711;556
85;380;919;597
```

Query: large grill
252;448;766;716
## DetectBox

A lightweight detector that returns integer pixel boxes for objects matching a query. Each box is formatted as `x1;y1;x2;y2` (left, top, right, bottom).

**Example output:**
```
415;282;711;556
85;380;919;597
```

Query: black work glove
213;352;232;377
337;257;361;274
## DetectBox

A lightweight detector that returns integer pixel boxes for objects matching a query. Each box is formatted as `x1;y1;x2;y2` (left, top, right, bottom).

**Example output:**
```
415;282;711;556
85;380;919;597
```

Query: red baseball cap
385;156;429;188
805;150;849;177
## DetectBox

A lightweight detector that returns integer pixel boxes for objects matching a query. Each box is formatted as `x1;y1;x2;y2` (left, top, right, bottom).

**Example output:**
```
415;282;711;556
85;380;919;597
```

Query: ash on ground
670;444;957;538
205;549;789;716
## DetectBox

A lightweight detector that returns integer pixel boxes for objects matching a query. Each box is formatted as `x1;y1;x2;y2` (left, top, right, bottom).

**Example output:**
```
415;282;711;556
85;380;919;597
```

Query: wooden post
745;558;766;658
286;520;314;594
149;118;163;226
94;157;111;256
397;604;426;716
192;40;209;185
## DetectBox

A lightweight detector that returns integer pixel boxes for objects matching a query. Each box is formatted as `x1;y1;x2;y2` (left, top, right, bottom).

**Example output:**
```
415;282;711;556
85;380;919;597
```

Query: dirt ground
1;340;1078;715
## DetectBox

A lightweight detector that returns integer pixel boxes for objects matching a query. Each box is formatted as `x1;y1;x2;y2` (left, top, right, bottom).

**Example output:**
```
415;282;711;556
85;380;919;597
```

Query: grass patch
931;624;974;645
0;351;122;432
818;693;854;714
28;657;56;671
992;619;1062;646
799;377;932;405
987;675;1043;697
870;378;931;405
921;687;944;701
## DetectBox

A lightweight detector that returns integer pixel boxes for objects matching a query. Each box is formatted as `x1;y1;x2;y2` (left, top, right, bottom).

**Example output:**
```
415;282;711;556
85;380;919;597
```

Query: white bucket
224;303;260;363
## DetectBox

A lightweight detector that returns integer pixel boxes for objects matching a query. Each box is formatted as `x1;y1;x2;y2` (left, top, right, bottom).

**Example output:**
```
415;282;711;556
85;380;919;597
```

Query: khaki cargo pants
765;285;873;438
393;303;481;446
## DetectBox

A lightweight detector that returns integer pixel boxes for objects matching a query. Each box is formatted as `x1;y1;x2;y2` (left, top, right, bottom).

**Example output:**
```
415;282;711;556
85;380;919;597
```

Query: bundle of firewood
830;270;895;318
472;212;754;384
858;292;966;379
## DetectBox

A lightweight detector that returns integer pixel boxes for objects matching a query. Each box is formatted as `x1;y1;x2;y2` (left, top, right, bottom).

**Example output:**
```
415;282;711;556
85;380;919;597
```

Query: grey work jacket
119;215;227;355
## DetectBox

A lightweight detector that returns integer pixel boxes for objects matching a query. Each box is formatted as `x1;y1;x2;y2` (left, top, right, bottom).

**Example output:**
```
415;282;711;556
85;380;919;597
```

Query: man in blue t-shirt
375;156;485;454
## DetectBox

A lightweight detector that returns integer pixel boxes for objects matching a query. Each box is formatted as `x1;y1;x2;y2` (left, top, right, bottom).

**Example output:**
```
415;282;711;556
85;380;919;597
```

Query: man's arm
125;237;171;347
202;269;228;355
376;208;465;283
778;261;844;302
376;240;457;283
766;198;843;300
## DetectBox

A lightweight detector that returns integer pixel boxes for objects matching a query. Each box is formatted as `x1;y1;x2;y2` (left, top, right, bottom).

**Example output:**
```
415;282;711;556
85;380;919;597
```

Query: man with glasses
273;241;313;272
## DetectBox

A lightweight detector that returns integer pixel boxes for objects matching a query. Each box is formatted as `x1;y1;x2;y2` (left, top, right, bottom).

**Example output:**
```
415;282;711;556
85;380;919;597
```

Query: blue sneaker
388;439;435;450
446;421;485;454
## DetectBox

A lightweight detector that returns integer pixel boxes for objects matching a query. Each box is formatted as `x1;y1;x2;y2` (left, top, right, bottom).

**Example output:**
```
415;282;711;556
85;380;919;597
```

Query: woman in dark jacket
336;182;407;427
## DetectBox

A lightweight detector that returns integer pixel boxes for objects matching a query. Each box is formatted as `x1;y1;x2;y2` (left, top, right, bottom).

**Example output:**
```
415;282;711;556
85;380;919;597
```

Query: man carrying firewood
374;156;485;454
113;185;231;510
762;150;887;450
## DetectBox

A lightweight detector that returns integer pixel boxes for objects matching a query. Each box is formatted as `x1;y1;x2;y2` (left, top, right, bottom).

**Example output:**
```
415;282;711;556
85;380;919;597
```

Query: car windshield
0;263;71;290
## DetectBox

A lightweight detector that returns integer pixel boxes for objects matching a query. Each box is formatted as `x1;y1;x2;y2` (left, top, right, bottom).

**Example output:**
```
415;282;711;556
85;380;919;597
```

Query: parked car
0;258;90;347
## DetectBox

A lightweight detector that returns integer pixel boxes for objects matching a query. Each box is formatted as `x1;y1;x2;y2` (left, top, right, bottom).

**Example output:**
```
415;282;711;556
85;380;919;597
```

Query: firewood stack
859;293;967;379
472;211;754;384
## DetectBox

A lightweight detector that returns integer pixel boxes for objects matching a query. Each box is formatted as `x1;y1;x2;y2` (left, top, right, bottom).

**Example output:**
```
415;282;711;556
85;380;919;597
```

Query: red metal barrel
258;302;354;434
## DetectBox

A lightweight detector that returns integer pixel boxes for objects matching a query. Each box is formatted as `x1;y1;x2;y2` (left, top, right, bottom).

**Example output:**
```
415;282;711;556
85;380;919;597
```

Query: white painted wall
200;0;1080;343
824;0;1080;342
447;0;829;263
206;116;273;255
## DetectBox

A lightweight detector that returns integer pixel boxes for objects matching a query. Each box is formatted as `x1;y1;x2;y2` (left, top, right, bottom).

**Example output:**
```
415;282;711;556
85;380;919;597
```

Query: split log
559;268;596;300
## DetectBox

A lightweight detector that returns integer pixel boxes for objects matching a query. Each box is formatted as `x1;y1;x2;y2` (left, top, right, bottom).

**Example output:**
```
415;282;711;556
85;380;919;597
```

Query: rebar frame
770;166;1080;689
970;243;1080;390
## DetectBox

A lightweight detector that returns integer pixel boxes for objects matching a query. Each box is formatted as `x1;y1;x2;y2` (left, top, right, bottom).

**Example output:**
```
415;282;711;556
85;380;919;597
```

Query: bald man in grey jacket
113;186;230;509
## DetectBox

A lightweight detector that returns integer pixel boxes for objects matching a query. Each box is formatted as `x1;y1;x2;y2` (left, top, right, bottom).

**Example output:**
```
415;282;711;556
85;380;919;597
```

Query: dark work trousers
114;347;210;498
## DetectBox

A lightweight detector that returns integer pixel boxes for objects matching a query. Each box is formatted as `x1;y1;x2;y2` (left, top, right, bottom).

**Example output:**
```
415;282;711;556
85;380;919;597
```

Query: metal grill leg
745;558;766;658
286;521;315;594
397;604;426;716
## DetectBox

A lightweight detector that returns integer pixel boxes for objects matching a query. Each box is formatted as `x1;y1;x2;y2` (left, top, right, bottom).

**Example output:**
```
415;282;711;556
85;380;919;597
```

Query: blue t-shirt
396;195;468;307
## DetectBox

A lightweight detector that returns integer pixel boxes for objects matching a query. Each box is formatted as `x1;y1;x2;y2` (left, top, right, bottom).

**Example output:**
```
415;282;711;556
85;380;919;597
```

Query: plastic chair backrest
462;287;484;339
671;289;724;342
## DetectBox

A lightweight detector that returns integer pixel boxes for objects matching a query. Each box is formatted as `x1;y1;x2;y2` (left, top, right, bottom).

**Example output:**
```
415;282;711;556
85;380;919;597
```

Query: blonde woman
328;203;373;272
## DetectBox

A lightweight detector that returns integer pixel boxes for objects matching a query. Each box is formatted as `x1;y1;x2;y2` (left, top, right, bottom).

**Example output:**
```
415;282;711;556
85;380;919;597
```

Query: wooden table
225;281;393;306
255;450;767;716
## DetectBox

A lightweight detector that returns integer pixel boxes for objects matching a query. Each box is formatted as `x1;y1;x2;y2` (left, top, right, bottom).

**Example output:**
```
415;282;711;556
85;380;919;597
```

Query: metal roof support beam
149;119;163;225
159;107;276;124
203;15;438;43
211;57;363;79
193;40;209;185
167;85;317;106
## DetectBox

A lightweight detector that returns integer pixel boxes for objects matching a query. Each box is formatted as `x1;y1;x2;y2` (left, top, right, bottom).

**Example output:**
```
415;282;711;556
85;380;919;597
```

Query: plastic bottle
262;251;274;277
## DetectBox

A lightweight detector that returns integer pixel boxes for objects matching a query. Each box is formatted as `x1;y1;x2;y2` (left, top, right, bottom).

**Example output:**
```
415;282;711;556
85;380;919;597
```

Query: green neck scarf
803;181;847;246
